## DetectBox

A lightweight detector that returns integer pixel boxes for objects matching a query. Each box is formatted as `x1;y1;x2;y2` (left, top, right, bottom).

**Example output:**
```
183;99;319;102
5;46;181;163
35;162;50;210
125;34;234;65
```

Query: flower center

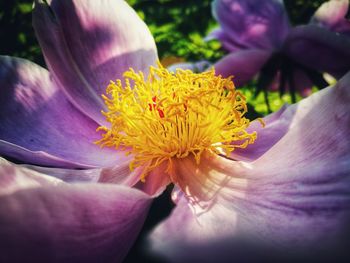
96;63;257;181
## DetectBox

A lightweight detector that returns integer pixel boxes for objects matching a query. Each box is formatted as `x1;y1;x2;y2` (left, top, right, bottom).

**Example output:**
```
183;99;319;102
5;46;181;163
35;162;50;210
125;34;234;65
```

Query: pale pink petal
149;72;350;261
230;104;290;161
134;164;171;197
0;56;130;168
99;162;170;197
0;158;63;195
23;164;101;183
33;0;158;124
311;0;350;35
232;69;314;162
98;160;138;186
0;161;151;263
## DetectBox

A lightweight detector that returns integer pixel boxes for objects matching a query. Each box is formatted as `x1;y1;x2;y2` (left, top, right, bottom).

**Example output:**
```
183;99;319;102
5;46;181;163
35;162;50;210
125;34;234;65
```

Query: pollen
96;63;257;182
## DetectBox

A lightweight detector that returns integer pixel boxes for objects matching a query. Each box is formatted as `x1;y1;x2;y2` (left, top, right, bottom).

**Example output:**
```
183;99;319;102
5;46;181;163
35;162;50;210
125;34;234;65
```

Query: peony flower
209;0;350;99
0;0;349;262
147;70;350;262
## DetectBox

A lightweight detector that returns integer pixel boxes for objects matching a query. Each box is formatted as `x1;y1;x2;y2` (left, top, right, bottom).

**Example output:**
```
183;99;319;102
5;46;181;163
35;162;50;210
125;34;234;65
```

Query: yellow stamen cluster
96;63;257;181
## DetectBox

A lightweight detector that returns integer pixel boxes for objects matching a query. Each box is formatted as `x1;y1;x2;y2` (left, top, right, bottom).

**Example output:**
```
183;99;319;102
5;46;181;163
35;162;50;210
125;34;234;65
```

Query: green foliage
1;0;332;65
240;84;303;117
0;0;44;65
126;0;331;62
285;0;335;25
127;0;225;62
0;0;335;116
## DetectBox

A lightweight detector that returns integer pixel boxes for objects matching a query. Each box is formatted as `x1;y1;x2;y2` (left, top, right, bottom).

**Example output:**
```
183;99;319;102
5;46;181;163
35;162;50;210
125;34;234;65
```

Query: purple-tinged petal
205;28;247;52
214;49;271;86
170;185;185;205
0;56;130;168
149;73;350;262
23;164;101;183
230;104;290;161
0;158;63;195
168;61;212;73
0;140;87;168
232;69;313;162
0;161;151;263
98;160;139;186
212;0;290;50
150;157;350;262
134;164;171;197
100;162;170;197
33;0;158;125
283;25;350;78
311;0;350;35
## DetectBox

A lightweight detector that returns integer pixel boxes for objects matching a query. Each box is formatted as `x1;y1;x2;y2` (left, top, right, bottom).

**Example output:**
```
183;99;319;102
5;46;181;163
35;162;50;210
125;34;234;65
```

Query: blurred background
1;0;340;118
0;0;334;117
0;0;332;65
0;1;343;262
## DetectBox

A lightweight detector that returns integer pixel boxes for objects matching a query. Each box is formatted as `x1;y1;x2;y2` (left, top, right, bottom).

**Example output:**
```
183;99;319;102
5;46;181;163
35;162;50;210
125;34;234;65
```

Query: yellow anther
96;62;257;181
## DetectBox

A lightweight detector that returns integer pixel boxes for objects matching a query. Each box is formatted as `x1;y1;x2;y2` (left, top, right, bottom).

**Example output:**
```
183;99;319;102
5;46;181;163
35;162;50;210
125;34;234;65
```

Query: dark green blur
0;0;329;64
0;0;334;115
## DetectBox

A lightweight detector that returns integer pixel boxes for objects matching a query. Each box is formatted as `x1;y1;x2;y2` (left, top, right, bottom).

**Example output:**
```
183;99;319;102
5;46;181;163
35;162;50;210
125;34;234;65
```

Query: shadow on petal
0;162;152;263
33;0;158;125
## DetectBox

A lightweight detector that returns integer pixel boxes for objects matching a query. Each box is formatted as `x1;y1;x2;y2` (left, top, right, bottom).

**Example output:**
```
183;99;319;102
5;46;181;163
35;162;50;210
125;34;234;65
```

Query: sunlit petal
149;72;350;262
0;160;152;263
33;0;158;124
311;0;350;35
0;56;130;168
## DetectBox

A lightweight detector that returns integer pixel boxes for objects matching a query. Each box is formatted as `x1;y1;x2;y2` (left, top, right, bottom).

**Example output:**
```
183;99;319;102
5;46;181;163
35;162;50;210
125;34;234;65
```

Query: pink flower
0;1;349;262
210;0;350;98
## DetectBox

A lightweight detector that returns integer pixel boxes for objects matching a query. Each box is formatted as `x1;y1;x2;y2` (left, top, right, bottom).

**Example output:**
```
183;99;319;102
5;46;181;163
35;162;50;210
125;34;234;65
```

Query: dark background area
0;0;330;65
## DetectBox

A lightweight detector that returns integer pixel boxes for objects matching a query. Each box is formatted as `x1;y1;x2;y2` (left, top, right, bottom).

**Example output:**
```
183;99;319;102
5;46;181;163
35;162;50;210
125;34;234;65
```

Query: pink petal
22;164;101;183
149;72;350;261
231;69;314;162
0;160;151;263
0;158;63;195
311;0;350;35
230;104;290;161
0;56;130;168
98;160;139;186
134;164;171;197
212;0;290;50
100;162;170;197
214;49;271;86
33;0;158;125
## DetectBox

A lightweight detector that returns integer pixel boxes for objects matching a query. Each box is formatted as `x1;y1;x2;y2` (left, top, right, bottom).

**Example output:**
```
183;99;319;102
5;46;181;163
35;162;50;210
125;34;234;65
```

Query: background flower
210;0;350;102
